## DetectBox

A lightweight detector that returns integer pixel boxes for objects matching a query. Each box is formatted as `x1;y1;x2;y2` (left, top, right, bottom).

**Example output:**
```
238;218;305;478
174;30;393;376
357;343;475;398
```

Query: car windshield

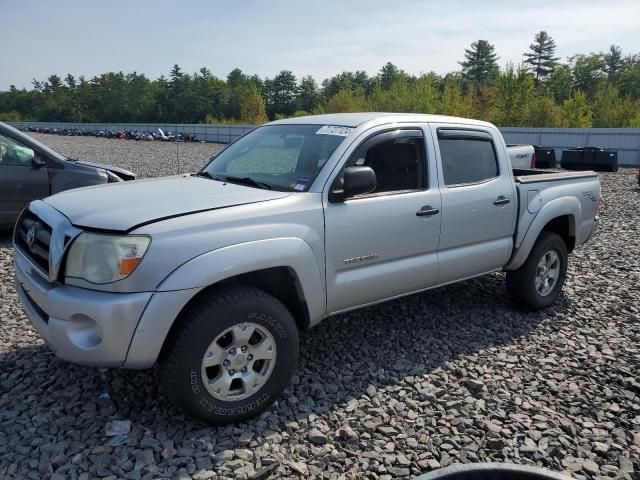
201;124;347;191
1;123;66;162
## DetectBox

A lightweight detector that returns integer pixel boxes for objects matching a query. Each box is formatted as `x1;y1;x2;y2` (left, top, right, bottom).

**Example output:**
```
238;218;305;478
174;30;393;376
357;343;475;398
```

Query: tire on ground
159;286;299;424
506;231;568;310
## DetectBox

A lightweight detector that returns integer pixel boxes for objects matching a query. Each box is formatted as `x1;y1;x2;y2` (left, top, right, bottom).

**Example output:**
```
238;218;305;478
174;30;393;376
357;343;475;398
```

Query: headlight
65;232;150;284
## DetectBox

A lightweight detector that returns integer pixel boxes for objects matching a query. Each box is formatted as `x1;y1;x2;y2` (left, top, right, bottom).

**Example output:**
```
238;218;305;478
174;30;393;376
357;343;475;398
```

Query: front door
324;127;441;313
0;132;49;225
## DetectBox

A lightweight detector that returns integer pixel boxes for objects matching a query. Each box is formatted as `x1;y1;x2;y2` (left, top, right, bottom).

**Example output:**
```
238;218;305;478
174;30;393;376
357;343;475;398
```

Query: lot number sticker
316;125;353;136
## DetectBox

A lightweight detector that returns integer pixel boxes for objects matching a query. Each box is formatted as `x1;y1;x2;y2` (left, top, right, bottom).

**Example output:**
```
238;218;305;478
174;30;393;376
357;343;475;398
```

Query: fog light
67;314;102;349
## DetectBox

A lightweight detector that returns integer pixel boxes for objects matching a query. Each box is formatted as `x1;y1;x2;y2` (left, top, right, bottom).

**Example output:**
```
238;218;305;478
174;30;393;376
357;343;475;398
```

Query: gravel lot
28;133;226;177
1;135;639;479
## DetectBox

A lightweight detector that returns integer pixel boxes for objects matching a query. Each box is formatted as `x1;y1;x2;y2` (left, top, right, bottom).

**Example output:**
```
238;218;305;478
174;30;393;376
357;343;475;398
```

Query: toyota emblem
27;225;38;248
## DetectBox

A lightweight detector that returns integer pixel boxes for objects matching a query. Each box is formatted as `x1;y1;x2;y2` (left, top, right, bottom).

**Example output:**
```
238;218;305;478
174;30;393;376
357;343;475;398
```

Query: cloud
1;0;638;89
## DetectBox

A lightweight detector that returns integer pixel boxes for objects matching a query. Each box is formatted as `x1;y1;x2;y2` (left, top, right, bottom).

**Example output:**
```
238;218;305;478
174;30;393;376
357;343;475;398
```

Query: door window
0;133;36;167
346;131;425;194
437;131;498;186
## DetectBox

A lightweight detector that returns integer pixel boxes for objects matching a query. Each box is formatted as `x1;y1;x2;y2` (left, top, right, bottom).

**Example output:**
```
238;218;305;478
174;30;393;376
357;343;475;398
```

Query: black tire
506;231;568;310
159;286;299;425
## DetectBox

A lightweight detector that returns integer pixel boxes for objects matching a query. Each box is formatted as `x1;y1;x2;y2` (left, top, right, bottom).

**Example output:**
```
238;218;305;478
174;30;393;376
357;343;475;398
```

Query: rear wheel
160;286;299;424
506;231;568;310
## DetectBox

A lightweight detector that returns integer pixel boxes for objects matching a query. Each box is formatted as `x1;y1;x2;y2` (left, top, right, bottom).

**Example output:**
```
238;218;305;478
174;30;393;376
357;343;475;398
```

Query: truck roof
268;112;494;129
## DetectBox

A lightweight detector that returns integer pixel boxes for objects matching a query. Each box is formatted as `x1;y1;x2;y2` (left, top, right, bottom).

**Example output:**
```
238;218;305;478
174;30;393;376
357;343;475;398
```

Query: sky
1;0;639;89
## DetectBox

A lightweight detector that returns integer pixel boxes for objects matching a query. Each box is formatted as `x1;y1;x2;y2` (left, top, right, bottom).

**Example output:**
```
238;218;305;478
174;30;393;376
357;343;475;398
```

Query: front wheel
159;286;299;424
506;231;568;310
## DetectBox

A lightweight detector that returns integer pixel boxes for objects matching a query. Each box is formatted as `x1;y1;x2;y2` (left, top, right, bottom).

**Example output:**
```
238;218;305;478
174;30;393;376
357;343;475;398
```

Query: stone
105;420;131;437
308;428;327;445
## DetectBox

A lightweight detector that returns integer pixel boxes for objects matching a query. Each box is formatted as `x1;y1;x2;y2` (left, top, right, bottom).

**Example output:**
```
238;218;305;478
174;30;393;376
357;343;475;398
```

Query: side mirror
330;166;376;202
32;156;46;168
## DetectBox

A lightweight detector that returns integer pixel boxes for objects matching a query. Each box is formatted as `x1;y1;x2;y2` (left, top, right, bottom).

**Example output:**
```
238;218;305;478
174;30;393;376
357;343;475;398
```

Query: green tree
547;64;573;103
592;83;623;127
239;86;268;124
321;71;370;98
570;54;606;99
603;45;624;81
226;68;249;89
561;90;592;127
618;57;640;98
527;95;561;127
265;70;299;118
412;75;440;113
2;43;638;127
491;64;535;126
0;110;22;121
460;40;500;87
326;87;367;113
523;31;559;81
378;62;403;91
192;68;225;122
64;74;77;90
439;79;474;117
298;76;320;113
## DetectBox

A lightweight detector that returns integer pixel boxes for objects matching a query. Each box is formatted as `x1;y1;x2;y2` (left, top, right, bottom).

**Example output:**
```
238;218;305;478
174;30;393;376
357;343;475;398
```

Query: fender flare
505;197;580;270
124;238;326;369
157;237;326;322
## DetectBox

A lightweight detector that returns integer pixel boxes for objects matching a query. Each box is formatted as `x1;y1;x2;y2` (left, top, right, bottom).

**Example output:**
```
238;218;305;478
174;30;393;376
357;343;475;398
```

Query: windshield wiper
195;172;275;190
194;171;224;181
221;175;273;190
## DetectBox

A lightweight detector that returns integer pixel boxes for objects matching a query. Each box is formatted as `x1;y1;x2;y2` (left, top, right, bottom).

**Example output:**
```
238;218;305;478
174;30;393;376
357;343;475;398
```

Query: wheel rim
201;322;277;401
535;250;561;297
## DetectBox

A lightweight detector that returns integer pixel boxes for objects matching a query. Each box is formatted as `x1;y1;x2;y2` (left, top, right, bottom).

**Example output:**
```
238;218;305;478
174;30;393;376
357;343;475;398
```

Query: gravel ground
1;135;639;479
28;133;225;177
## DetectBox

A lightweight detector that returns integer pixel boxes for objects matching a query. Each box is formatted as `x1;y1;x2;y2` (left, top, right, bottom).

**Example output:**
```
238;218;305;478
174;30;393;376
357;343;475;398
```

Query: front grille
14;209;52;274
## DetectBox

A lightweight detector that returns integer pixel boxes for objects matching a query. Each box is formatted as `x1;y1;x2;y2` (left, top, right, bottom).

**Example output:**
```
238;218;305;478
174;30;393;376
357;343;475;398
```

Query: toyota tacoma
13;113;600;424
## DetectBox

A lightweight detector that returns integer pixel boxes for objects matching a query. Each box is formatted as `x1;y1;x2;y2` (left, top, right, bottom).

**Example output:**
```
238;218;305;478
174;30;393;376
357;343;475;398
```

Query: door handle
416;206;440;216
493;196;511;206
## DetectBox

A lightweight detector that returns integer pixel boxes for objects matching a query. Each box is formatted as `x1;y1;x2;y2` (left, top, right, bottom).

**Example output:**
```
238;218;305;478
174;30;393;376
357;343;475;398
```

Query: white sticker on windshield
316;125;353;137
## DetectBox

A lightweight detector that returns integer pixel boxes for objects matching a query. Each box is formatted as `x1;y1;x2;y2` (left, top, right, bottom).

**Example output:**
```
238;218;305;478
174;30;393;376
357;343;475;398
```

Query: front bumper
14;251;152;367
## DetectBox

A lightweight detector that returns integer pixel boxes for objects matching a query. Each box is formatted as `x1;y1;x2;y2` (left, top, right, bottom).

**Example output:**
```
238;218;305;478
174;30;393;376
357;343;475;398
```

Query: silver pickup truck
13;113;600;424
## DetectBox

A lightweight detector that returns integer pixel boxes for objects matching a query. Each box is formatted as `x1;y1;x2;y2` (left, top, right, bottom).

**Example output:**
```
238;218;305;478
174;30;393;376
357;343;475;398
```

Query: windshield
201;124;347;191
1;122;66;162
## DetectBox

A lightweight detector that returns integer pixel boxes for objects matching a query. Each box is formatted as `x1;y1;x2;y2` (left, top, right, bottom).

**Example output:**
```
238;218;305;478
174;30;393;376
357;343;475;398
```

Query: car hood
44;175;292;231
73;160;136;180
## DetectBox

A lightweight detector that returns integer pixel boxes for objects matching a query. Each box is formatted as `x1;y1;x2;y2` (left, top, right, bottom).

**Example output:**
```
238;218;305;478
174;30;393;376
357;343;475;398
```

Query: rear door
323;126;441;312
430;125;517;284
0;132;49;225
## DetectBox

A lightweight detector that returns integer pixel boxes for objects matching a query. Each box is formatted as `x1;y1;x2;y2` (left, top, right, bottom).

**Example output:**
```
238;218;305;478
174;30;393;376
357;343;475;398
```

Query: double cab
13;113;600;424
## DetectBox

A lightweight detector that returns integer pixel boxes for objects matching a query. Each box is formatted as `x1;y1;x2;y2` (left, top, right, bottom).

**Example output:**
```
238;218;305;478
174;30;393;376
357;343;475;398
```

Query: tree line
1;32;639;128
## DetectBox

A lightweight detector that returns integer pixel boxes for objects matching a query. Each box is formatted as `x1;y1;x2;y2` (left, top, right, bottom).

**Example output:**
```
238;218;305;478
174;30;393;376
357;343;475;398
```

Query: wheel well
543;215;575;252
175;266;310;330
158;267;310;363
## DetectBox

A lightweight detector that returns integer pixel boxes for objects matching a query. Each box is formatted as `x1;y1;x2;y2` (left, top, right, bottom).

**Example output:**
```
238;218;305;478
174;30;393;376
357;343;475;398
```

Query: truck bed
513;168;598;184
510;168;600;262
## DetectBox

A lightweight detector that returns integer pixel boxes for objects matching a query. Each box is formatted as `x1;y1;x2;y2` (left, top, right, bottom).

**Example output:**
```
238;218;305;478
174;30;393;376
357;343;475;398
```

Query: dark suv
0;122;135;227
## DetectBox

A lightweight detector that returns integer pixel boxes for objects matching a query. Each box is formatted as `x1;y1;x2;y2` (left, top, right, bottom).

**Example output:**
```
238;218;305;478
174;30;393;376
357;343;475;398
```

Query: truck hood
44;175;292;231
